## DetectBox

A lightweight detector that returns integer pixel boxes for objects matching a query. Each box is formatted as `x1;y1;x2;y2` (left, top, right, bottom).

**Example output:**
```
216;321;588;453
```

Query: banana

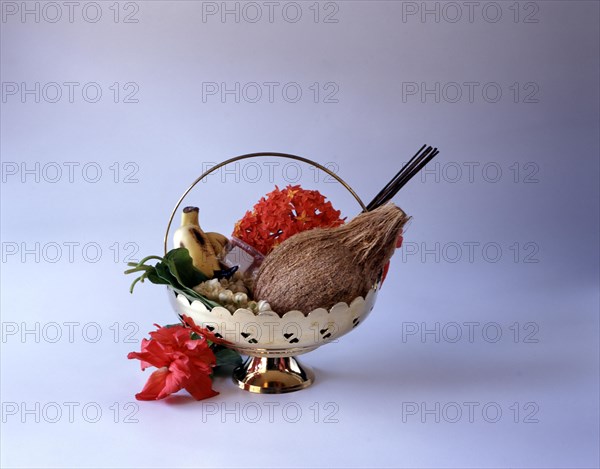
173;207;221;277
205;232;228;255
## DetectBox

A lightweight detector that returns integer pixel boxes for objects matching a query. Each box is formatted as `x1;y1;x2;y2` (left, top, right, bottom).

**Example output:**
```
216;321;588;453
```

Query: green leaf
124;248;217;309
214;346;243;367
146;268;172;286
154;262;180;287
164;248;208;288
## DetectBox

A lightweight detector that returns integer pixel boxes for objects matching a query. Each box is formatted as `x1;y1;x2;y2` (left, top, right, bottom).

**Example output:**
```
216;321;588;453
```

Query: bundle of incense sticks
366;144;439;211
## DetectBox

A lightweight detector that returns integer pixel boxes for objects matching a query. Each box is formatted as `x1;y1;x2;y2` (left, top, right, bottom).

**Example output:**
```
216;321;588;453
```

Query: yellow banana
205;232;228;255
173;207;221;277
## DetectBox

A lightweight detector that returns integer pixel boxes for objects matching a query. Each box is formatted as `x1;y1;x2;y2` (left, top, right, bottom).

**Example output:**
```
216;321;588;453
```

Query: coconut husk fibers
254;203;409;315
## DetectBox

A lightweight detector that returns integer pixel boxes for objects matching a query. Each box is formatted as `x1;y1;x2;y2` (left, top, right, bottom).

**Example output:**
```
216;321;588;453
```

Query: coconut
254;203;409;315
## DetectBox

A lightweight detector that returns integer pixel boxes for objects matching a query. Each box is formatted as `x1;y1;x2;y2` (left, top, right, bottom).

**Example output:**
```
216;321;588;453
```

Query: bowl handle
163;152;367;255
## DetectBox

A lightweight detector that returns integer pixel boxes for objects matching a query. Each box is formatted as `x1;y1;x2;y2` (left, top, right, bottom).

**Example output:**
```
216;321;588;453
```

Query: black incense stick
366;144;439;210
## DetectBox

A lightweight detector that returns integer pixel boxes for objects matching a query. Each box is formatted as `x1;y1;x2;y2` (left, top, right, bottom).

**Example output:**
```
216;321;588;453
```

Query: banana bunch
173;206;229;278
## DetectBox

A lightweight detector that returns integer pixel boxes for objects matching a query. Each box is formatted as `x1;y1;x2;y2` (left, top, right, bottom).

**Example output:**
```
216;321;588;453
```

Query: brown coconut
254;203;409;315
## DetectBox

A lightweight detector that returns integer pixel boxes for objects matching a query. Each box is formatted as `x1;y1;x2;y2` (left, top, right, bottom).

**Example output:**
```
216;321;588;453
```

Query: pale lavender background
1;1;598;468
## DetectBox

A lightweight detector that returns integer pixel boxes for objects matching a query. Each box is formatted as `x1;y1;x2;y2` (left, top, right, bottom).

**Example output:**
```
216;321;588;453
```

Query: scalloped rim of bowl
168;286;379;356
168;286;378;319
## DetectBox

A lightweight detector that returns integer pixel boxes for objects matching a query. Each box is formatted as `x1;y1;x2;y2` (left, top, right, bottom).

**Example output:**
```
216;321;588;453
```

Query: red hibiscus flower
127;324;218;401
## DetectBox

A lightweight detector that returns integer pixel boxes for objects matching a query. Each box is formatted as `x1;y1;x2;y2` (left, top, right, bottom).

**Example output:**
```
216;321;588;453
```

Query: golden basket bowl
164;153;375;393
169;286;378;393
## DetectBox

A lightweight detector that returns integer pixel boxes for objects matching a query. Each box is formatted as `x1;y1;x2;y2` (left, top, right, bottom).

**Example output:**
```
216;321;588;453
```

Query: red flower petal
138;339;153;370
181;315;231;348
127;338;170;369
396;235;403;248
134;367;180;401
184;372;219;400
129;323;219;401
381;261;390;286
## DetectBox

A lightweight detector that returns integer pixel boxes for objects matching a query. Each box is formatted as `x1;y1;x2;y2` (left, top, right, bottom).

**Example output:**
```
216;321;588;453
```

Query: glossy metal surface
232;356;315;394
169;286;378;357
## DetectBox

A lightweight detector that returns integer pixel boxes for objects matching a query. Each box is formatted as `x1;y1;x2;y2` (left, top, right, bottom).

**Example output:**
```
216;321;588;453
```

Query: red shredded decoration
233;185;345;255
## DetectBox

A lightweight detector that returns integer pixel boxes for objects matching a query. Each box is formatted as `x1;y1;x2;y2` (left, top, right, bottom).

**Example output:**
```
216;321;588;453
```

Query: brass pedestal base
233;356;315;394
